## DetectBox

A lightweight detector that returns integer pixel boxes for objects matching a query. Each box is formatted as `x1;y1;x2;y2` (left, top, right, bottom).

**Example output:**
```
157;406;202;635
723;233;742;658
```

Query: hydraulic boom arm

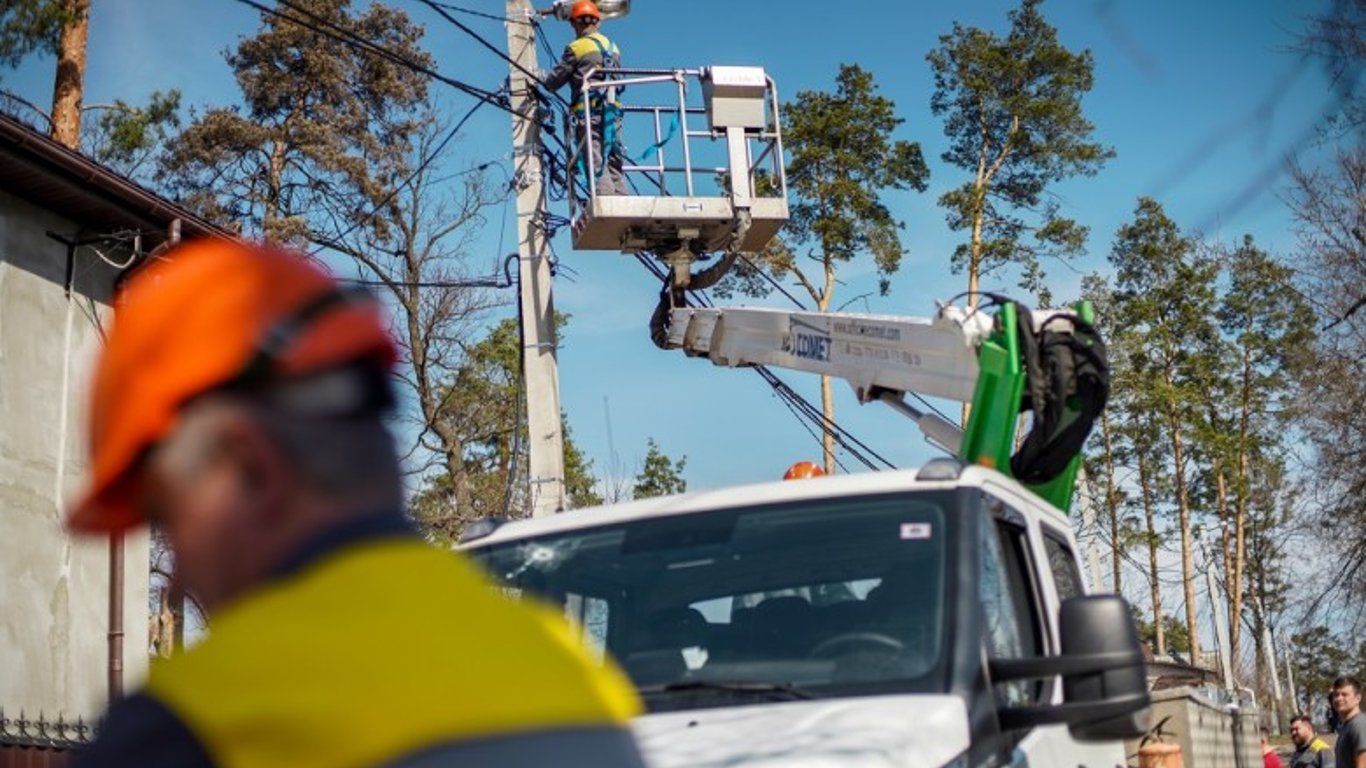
664;301;1106;512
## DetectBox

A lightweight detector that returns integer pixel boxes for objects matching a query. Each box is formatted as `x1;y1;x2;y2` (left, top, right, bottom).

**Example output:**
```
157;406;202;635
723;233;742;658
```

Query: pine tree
737;63;928;473
158;0;429;244
0;0;72;68
1214;235;1315;670
1080;273;1130;595
927;0;1112;308
1109;197;1220;665
632;439;687;499
410;317;603;541
1;0;89;148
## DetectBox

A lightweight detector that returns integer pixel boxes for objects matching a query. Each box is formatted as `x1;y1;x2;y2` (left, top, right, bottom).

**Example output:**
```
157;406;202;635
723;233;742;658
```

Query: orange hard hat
568;0;601;20
783;461;826;480
67;239;397;535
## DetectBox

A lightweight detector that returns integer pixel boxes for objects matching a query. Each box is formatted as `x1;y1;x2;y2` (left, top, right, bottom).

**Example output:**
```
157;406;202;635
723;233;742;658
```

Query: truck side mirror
988;594;1150;740
1058;594;1151;741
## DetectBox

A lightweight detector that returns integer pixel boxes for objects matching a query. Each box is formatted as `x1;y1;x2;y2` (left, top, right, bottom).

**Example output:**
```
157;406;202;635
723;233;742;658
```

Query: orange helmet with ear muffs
68;239;397;534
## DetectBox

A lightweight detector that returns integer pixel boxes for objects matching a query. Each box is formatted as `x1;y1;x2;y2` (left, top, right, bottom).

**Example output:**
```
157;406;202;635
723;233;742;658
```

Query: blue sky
5;0;1339;495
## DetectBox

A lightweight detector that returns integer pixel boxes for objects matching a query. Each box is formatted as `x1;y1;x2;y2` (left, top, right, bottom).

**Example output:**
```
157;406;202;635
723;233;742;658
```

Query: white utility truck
460;301;1151;768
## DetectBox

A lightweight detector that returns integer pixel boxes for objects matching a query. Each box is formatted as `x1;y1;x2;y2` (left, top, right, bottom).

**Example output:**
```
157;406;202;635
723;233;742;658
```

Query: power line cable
533;17;559;63
423;1;512;23
736;253;810;312
252;0;892;471
410;0;582;168
415;0;569;109
231;0;510;111
755;365;886;472
308;93;501;257
632;252;895;471
339;254;517;290
767;382;854;475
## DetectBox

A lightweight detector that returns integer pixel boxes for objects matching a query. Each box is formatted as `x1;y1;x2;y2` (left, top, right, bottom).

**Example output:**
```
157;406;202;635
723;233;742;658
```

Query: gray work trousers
574;113;628;197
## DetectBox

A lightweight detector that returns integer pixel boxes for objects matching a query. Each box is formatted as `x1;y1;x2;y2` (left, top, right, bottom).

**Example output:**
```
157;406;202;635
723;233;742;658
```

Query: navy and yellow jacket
72;515;645;768
543;32;621;109
1292;736;1336;768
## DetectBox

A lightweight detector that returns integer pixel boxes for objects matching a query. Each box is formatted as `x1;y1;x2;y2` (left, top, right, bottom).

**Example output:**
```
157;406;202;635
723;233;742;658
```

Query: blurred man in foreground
69;239;645;767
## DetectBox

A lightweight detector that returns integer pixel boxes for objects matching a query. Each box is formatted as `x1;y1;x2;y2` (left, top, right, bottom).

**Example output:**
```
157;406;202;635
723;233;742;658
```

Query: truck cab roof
460;460;1073;550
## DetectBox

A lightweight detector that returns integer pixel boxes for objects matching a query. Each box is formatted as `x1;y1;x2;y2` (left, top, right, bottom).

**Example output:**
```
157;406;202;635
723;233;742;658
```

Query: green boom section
956;303;1024;478
956;301;1095;513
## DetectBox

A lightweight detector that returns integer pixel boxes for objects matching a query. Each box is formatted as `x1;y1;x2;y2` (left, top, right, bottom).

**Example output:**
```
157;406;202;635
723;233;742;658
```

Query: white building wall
0;190;150;722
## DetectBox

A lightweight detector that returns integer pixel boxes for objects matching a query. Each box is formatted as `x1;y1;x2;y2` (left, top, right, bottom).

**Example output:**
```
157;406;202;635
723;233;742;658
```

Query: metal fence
0;710;91;768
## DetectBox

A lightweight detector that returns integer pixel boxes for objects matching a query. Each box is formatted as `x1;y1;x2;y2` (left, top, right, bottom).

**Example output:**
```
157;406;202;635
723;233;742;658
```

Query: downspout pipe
99;220;180;702
108;533;123;702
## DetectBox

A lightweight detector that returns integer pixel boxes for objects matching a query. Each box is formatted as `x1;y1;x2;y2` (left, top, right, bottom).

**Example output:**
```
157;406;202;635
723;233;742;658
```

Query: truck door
1015;520;1130;767
976;498;1049;764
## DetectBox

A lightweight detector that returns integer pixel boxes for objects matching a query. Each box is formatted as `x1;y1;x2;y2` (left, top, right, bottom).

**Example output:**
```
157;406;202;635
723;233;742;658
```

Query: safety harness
573;33;623;184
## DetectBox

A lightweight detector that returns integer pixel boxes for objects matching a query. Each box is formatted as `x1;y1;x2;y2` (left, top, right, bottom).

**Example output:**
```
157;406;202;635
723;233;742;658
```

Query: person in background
782;460;826;480
1333;676;1366;768
1265;726;1287;768
69;239;646;767
1290;714;1336;768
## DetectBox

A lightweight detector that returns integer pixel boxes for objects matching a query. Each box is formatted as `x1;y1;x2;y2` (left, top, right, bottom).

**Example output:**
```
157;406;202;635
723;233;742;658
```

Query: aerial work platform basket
566;65;789;270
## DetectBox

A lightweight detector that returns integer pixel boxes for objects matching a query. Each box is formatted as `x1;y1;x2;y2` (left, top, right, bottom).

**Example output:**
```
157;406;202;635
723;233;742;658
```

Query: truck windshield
467;493;952;711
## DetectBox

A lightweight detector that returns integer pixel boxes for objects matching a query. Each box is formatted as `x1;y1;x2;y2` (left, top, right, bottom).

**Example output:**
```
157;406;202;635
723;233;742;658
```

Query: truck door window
978;511;1043;705
1042;533;1085;601
563;591;610;663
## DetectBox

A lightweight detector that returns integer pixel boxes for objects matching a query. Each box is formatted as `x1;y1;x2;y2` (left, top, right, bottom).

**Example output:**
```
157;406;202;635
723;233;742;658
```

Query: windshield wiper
638;680;817;701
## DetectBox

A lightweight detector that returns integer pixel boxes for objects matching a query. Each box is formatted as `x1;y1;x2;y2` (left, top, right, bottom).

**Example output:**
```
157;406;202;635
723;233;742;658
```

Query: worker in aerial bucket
67;239;646;767
543;0;629;196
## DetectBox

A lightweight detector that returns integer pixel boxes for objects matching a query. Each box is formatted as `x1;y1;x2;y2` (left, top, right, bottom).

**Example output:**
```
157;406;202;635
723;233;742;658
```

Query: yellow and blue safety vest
544;32;621;111
72;515;644;768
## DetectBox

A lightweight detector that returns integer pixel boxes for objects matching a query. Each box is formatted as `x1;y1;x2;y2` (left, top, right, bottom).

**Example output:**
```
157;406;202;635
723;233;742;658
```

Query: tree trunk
962;164;987;427
1215;465;1237;670
819;262;837;474
820;375;836;474
1100;410;1123;593
1138;449;1166;656
154;586;175;658
48;0;89;149
966;136;990;312
1170;420;1202;665
453;464;472;527
1162;360;1202;665
1250;593;1269;711
1232;344;1253;680
169;581;185;654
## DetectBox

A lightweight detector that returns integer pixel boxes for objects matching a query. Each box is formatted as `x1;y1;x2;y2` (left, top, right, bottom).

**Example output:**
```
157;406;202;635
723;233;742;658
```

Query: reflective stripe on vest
145;540;640;768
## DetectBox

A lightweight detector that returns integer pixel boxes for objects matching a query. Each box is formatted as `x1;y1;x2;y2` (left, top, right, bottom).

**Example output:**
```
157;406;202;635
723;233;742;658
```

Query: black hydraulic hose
687;251;738;291
649;287;683;350
646;250;738;349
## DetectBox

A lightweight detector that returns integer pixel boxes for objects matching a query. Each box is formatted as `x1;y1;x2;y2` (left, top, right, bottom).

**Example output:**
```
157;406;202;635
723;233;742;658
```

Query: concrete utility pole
1259;600;1285;731
507;0;567;516
1074;466;1106;594
1198;526;1236;693
1283;638;1298;714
